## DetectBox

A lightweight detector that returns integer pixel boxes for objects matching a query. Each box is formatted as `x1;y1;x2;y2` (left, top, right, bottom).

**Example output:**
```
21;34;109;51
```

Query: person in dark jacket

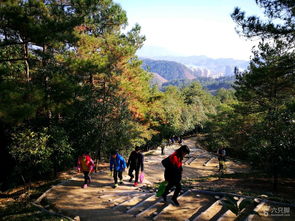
127;146;144;187
162;145;190;206
110;150;127;188
217;147;226;172
178;136;183;145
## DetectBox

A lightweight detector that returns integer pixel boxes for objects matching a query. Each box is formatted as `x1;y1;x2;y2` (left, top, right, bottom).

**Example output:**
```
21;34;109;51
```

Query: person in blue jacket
110;150;127;188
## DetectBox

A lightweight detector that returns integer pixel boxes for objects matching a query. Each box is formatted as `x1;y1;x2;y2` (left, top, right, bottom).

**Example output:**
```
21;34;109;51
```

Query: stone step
244;202;265;221
192;197;225;221
183;150;204;164
109;195;131;205
104;193;141;207
134;190;187;219
203;157;216;167
186;154;212;166
216;197;245;221
135;197;169;218
98;190;141;198
126;194;158;215
153;191;214;221
152;190;191;220
183;193;216;221
112;193;153;212
184;155;210;166
184;156;199;165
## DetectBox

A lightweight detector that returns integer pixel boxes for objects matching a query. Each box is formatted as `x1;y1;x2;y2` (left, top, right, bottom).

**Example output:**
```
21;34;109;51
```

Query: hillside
151;55;249;78
141;58;236;92
141;58;195;81
150;72;168;86
162;76;235;94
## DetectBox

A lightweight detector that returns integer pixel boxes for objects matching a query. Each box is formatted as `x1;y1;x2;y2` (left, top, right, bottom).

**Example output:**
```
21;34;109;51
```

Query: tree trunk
96;147;101;161
89;73;94;85
21;175;26;186
97;79;107;161
23;42;30;82
42;44;52;121
273;164;278;192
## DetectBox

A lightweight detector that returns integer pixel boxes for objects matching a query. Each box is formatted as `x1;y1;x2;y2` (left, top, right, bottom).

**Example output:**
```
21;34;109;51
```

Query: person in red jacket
77;152;94;188
162;145;190;206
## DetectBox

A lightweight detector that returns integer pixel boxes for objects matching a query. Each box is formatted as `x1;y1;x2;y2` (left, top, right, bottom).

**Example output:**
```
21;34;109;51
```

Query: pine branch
0;41;28;47
0;58;26;63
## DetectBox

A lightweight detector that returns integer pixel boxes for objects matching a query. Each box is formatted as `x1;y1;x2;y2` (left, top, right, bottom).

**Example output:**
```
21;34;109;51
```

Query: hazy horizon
136;45;250;61
115;0;265;60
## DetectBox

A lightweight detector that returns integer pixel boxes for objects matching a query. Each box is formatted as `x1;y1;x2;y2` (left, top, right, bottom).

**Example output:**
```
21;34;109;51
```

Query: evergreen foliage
3;0;294;194
0;0;219;190
161;76;235;94
204;0;295;191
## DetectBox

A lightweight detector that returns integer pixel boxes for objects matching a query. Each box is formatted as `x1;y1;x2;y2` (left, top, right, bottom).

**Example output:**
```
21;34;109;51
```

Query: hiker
217;147;226;171
77;152;95;188
160;140;166;155
172;135;177;144
168;138;173;146
110;150;127;188
178;136;183;145
161;145;190;206
127;146;144;187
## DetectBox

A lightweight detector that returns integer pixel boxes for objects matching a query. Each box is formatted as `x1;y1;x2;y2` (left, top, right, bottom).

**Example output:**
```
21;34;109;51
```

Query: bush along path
39;137;295;220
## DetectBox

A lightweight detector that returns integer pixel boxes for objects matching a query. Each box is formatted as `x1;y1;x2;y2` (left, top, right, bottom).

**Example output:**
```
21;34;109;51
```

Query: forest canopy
0;0;294;192
0;0;219;190
204;0;295;190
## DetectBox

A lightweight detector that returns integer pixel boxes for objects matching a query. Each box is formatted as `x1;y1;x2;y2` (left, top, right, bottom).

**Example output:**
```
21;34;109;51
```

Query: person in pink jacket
77;152;94;188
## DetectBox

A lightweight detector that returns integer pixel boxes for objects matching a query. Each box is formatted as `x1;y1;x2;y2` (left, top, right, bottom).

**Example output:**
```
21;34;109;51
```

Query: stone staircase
97;188;295;221
42;140;294;220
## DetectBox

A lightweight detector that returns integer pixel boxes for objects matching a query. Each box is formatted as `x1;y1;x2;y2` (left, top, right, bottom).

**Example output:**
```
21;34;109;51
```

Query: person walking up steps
110;150;127;188
77;152;95;188
161;145;190;206
127;146;144;187
217;147;226;173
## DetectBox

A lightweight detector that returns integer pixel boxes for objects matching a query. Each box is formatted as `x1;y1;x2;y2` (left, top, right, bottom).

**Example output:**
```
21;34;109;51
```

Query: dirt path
42;137;294;220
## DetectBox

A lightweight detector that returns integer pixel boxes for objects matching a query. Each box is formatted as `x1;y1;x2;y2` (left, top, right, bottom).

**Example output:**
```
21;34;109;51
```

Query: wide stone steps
96;189;295;221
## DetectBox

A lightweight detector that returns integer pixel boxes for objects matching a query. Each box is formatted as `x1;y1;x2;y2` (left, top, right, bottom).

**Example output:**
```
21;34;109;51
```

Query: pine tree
231;0;295;43
231;0;295;191
234;41;295;190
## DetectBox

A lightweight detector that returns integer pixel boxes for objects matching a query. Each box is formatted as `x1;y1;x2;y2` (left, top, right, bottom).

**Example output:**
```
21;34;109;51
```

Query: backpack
79;155;94;172
161;156;171;168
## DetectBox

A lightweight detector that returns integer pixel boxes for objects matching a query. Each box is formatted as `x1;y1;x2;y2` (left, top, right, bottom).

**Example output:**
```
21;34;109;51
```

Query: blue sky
114;0;264;60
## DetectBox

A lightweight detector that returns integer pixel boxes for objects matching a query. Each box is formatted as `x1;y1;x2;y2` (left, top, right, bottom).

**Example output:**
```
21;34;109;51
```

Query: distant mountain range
142;56;249;79
140;56;246;93
142;58;195;82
